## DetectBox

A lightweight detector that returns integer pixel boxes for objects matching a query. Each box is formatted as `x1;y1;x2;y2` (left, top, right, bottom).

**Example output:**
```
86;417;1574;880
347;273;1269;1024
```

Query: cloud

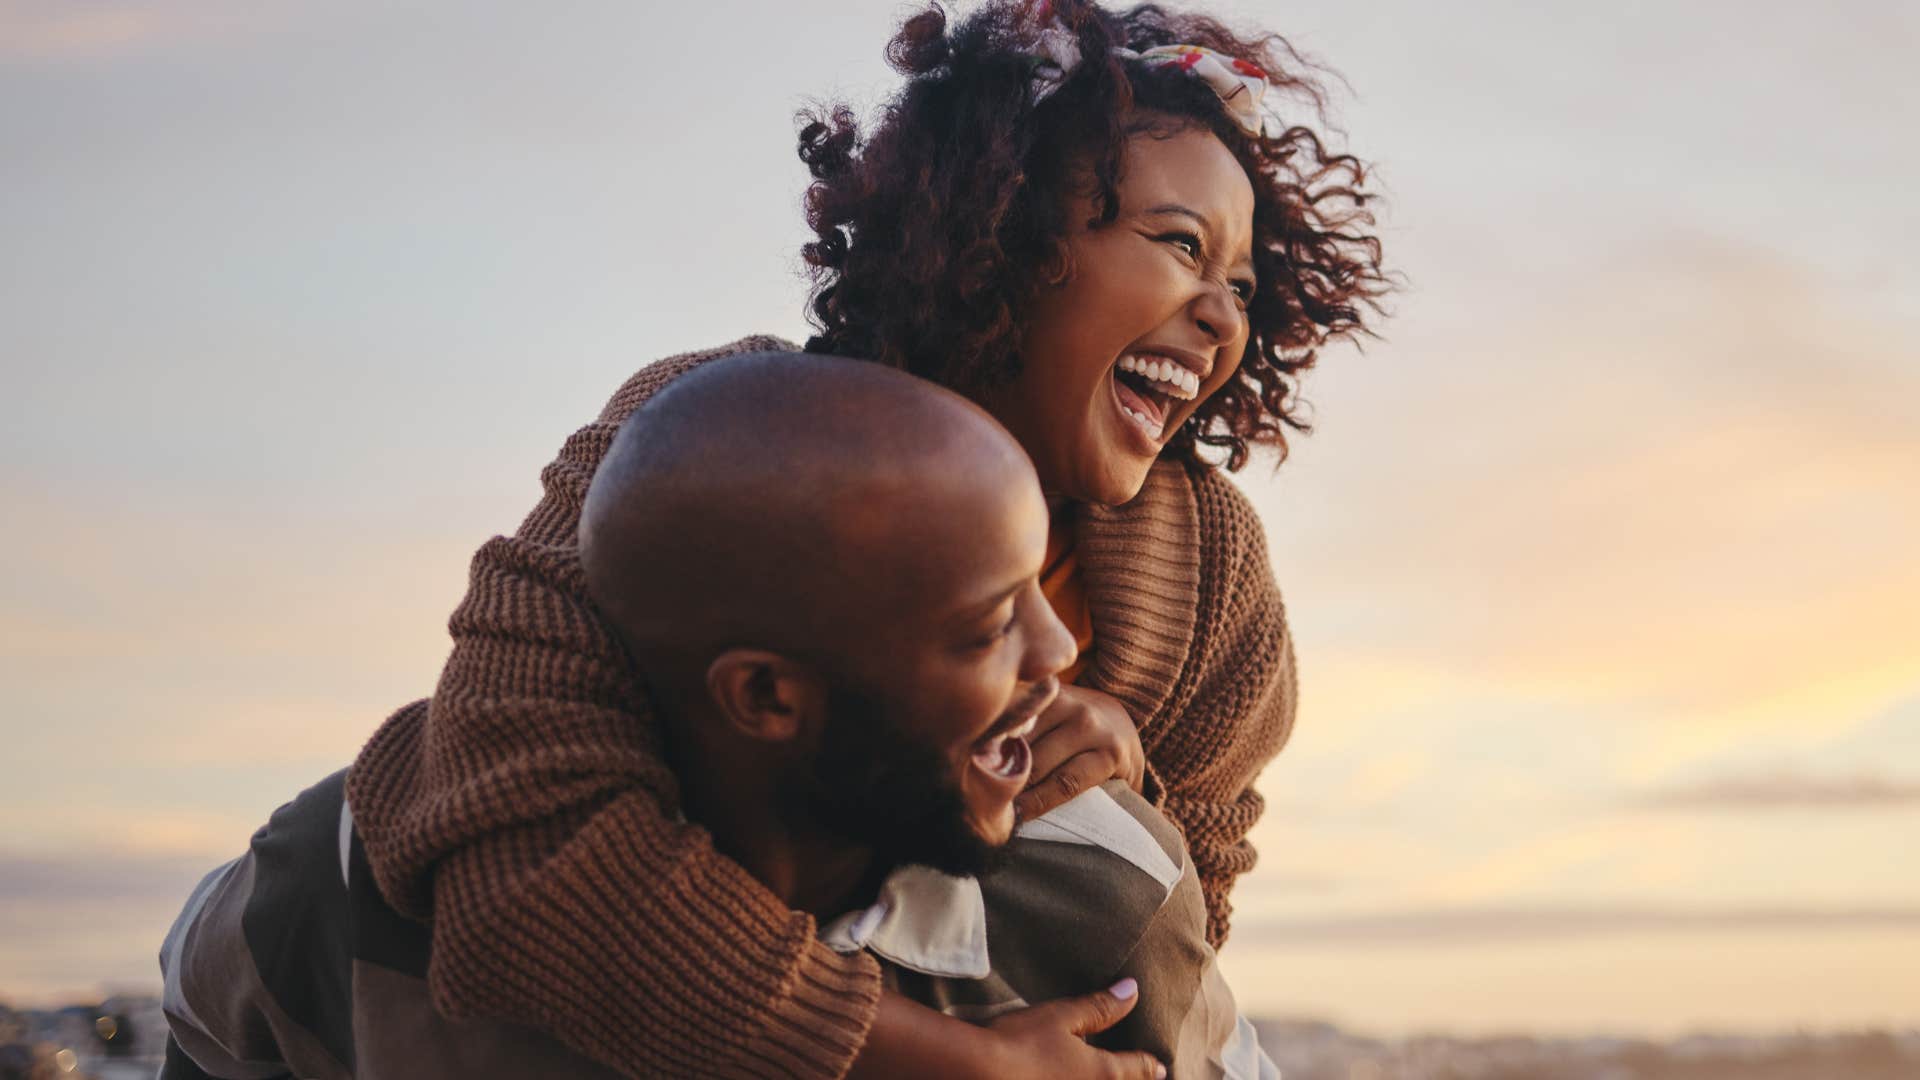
0;849;219;905
1342;750;1430;807
1252;235;1920;779
0;849;218;1001
0;2;173;58
0;1;285;60
1232;904;1920;948
1404;818;1682;907
1630;772;1920;812
0;486;472;857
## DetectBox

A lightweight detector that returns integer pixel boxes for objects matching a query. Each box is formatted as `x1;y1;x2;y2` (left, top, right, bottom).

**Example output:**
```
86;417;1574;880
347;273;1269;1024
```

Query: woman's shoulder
1081;461;1273;586
1170;462;1276;584
596;333;803;424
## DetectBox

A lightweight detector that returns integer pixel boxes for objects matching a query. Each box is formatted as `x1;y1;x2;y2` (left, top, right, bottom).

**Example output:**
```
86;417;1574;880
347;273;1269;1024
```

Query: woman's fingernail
1154;1064;1167;1079
1110;977;1139;1000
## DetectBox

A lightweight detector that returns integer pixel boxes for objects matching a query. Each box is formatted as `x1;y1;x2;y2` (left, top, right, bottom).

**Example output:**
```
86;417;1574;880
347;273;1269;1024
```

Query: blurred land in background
4;0;1915;1066
6;994;1918;1080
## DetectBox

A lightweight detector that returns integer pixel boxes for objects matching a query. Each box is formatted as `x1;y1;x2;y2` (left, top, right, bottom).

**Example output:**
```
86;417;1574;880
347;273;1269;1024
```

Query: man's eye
1232;279;1256;305
973;616;1017;650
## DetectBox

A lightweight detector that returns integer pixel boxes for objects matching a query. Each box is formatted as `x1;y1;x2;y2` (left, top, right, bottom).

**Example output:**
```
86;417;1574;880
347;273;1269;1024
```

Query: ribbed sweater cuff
750;939;883;1079
1139;756;1169;809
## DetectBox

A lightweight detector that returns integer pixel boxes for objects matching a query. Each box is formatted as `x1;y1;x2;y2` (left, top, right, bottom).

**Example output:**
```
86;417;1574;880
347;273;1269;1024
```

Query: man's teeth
978;715;1041;777
990;730;1031;778
1117;354;1200;399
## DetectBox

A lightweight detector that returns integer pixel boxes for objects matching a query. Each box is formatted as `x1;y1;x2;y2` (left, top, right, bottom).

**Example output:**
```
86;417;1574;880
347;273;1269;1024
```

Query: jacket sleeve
1151;474;1297;949
159;854;302;1080
346;338;883;1080
1106;839;1282;1080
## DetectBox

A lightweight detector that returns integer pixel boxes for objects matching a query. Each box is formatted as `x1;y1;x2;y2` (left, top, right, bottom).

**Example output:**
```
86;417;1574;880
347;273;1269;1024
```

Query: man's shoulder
1017;781;1188;886
162;770;358;1079
973;783;1195;1001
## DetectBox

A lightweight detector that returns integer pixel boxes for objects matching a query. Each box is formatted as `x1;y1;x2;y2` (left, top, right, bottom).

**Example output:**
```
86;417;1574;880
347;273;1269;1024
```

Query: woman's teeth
1120;404;1164;441
1117;354;1200;399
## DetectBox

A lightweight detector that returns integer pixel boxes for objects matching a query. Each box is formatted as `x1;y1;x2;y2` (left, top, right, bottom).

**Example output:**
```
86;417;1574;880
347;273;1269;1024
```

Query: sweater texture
346;335;1298;1079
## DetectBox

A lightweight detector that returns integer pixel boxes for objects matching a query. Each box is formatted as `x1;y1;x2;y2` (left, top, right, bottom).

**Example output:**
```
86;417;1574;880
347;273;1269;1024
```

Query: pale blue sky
3;0;1917;1034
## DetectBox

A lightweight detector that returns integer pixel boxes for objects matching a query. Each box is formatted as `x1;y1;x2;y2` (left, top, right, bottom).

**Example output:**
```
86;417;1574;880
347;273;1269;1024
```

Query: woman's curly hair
799;0;1388;470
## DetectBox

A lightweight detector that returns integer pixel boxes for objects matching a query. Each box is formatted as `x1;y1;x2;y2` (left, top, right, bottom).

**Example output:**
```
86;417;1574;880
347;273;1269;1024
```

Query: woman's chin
1071;454;1157;508
1037;427;1160;507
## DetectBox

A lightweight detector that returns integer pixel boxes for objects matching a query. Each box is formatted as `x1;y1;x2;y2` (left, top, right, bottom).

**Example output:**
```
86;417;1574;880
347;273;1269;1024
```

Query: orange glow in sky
1;0;1915;1035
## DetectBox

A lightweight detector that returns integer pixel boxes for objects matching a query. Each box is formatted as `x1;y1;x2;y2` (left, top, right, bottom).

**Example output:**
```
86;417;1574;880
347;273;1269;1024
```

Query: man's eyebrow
956;578;1028;623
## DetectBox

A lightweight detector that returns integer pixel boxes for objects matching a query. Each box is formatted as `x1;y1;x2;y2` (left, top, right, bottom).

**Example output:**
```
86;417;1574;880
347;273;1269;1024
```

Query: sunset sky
3;0;1916;1037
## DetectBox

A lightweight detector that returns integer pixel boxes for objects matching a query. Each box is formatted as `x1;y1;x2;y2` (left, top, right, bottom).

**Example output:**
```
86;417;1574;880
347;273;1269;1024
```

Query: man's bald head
579;351;1039;700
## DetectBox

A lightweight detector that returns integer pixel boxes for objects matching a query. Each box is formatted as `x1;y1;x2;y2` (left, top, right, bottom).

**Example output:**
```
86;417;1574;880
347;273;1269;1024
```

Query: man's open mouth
971;677;1056;782
971;714;1037;780
1112;352;1200;444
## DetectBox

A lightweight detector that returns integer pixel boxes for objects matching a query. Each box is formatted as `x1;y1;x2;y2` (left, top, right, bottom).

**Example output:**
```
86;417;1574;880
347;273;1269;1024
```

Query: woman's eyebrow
1145;203;1255;271
1143;203;1211;231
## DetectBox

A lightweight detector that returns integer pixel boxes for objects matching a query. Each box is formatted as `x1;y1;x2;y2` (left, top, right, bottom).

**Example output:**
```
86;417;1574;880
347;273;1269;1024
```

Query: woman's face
990;124;1257;506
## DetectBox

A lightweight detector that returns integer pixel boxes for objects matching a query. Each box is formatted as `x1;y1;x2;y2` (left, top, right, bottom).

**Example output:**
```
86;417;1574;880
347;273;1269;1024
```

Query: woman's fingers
1060;982;1167;1080
1059;979;1141;1036
984;982;1167;1080
1101;1051;1168;1080
1024;707;1098;784
1015;748;1116;821
1017;685;1145;820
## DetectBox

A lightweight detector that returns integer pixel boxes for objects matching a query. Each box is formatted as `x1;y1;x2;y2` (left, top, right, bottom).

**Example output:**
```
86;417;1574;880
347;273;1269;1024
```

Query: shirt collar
818;864;991;978
816;785;1181;979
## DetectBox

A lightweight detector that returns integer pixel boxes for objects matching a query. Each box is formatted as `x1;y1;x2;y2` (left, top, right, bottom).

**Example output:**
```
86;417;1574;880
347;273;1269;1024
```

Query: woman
346;2;1385;1077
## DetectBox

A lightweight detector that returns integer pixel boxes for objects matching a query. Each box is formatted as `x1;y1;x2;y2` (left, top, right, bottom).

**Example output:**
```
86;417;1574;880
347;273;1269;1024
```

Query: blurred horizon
3;0;1916;1039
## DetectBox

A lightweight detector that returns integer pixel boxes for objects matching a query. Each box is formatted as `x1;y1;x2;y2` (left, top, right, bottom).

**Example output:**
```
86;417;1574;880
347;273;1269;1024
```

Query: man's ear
705;649;825;744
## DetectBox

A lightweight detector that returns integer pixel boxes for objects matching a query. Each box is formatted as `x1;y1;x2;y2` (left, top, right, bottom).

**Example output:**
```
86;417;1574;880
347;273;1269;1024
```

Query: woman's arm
346;336;1171;1078
1150;471;1297;947
349;337;896;1078
853;984;1165;1080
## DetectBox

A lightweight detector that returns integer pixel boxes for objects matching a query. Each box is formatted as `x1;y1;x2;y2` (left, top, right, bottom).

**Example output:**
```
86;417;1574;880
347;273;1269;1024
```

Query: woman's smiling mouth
1111;351;1204;448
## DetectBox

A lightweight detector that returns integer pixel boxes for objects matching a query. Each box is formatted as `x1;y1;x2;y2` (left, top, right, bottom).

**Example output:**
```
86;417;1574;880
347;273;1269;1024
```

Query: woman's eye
1231;279;1256;305
1160;231;1203;260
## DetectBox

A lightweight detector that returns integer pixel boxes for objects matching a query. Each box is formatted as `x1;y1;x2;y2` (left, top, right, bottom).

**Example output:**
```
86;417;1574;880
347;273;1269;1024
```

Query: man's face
798;463;1077;874
793;684;1016;879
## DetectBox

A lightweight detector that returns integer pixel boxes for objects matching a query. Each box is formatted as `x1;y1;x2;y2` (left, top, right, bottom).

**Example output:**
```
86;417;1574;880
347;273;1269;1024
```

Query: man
159;354;1272;1078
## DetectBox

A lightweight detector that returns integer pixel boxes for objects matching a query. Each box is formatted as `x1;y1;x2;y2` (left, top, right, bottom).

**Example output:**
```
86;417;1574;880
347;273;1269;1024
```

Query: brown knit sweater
347;335;1298;1079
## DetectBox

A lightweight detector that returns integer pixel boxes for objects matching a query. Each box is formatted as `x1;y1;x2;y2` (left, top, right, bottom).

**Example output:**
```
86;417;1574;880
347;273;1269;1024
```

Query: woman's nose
1190;280;1243;343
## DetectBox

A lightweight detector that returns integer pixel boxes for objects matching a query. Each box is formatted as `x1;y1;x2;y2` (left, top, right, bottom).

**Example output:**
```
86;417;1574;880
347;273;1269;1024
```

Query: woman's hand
982;980;1167;1080
1014;684;1146;822
849;984;1165;1080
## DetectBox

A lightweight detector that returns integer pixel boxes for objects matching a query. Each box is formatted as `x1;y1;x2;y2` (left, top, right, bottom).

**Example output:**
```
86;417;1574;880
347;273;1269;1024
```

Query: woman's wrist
849;990;1005;1080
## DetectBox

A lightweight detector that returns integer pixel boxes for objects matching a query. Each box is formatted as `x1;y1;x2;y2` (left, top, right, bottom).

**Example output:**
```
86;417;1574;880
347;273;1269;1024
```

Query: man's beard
784;685;1006;879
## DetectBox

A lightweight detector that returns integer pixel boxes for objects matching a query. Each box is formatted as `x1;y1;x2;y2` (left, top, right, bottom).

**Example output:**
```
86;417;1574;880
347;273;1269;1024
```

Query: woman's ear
705;649;826;744
1041;240;1076;287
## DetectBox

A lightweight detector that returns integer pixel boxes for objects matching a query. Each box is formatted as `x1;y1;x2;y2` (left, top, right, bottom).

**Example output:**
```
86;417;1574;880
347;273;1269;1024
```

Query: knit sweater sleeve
1155;471;1298;950
345;336;883;1080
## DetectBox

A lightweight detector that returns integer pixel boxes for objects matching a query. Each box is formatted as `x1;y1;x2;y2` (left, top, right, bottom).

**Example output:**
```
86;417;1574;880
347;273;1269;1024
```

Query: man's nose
1021;594;1079;683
